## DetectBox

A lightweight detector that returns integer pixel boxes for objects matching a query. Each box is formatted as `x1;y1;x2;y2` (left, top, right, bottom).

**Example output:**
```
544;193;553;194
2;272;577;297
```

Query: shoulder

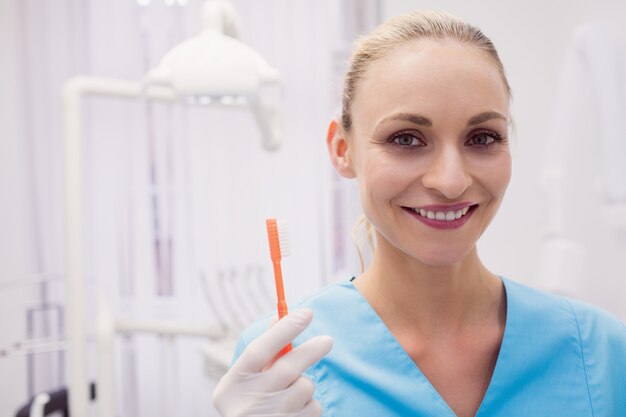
563;293;626;410
502;276;574;316
566;297;626;355
504;276;626;341
503;276;626;408
503;276;626;339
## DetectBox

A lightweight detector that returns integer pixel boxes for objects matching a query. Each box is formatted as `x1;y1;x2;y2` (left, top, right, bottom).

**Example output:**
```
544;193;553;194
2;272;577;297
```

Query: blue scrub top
233;277;626;416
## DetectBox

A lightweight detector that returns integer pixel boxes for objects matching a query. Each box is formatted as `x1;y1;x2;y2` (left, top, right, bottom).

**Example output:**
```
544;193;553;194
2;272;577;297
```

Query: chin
405;242;477;268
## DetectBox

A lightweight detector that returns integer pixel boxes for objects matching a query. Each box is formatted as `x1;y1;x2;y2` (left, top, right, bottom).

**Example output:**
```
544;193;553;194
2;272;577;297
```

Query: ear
326;119;356;179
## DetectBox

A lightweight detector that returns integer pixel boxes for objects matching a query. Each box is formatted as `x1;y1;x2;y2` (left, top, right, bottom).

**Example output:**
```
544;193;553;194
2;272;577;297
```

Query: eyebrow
467;111;508;126
377;111;508;128
378;113;432;127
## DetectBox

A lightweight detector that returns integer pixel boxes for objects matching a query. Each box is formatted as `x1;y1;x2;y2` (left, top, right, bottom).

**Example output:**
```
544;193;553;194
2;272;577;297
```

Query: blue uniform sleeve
568;299;626;415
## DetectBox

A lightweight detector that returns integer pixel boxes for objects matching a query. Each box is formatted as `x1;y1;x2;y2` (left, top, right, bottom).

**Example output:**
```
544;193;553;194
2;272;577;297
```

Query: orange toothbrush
266;218;292;356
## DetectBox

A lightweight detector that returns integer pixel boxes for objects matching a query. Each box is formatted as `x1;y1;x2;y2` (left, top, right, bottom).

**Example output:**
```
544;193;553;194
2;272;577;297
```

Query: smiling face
330;38;511;267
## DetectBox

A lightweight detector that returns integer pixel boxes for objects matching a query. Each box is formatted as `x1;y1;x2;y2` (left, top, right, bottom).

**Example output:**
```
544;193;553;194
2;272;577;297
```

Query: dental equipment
28;393;50;417
95;296;231;417
62;1;282;416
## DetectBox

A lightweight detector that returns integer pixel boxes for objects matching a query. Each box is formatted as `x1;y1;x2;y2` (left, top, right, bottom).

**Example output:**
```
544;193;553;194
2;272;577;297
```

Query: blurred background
1;0;625;416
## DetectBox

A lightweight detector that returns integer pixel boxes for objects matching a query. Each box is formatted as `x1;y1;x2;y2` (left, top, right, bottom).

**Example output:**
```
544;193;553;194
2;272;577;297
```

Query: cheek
492;153;512;195
474;151;512;200
358;153;409;204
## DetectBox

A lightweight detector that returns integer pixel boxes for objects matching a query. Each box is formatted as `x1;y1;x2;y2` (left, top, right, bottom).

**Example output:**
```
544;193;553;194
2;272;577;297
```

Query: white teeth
413;206;473;222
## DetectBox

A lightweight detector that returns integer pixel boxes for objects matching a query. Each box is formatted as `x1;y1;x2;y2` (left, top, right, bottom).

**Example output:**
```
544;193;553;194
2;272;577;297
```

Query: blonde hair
344;11;512;271
352;214;376;273
341;10;512;133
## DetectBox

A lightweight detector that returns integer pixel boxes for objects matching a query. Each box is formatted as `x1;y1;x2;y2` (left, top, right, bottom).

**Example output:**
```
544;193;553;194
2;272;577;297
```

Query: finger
295;399;323;417
264;335;333;390
272;376;315;412
234;309;314;373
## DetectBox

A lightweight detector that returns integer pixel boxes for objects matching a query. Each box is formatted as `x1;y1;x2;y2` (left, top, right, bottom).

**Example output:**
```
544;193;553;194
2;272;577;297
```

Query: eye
389;132;425;148
466;130;505;147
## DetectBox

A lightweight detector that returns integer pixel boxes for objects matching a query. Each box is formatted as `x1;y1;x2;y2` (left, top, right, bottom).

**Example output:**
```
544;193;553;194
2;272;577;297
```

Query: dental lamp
145;0;282;149
63;1;281;416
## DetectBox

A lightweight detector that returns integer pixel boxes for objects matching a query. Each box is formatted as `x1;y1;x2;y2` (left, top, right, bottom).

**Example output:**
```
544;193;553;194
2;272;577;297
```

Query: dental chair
15;383;96;417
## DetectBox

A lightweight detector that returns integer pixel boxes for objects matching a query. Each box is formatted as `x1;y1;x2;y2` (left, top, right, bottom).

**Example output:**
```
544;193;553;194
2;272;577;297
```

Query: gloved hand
212;308;333;417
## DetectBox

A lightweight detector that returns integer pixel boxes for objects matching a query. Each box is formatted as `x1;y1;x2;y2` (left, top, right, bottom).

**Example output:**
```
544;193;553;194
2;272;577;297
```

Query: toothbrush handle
277;300;292;356
272;261;292;356
277;300;289;318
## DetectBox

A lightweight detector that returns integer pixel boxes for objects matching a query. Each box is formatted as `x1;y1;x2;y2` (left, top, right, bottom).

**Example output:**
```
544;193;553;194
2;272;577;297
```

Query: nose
421;145;473;199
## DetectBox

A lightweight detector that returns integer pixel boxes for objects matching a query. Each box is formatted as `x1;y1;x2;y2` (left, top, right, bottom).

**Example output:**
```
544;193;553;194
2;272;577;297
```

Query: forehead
351;39;510;129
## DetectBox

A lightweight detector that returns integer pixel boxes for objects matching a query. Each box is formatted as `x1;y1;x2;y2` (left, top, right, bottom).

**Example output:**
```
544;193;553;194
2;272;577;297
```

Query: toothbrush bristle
276;220;290;257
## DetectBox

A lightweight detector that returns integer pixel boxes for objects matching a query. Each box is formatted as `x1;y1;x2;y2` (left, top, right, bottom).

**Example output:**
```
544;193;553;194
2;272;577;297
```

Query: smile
402;204;479;230
414;206;471;221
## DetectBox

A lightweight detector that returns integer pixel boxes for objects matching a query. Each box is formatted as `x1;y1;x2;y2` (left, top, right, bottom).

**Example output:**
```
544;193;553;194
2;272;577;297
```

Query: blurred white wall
0;0;31;410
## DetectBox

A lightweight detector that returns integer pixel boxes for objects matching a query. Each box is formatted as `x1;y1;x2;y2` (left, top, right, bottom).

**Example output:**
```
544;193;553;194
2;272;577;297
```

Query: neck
354;235;504;337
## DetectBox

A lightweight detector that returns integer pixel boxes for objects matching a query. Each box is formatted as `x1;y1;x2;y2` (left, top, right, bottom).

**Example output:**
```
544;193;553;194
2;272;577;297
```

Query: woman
212;11;626;417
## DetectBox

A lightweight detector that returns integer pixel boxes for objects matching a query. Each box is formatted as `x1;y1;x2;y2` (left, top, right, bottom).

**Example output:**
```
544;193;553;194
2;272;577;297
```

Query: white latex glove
212;308;333;417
